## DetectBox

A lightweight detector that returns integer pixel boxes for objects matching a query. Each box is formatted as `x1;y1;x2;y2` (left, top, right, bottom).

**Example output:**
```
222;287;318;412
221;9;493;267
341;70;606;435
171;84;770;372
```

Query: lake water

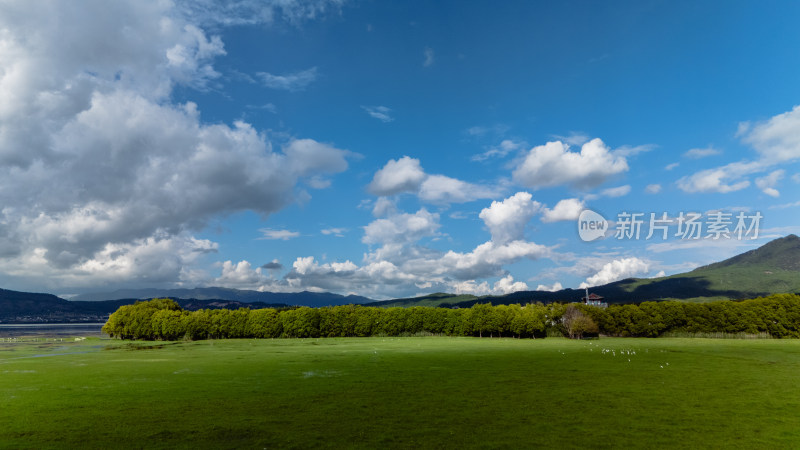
0;323;106;338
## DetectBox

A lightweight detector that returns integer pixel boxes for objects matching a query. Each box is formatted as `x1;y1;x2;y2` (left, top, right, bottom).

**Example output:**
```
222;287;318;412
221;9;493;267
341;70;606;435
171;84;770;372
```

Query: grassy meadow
2;336;800;448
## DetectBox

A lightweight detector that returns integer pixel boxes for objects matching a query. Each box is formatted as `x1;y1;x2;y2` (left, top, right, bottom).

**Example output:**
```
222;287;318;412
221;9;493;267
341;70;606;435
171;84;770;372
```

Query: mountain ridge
2;235;800;321
71;287;372;307
371;235;800;307
692;234;800;272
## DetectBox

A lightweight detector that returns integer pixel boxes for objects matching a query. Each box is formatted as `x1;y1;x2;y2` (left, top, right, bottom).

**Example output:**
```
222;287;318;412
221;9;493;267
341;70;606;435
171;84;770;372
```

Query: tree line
102;299;554;340
101;293;800;340
580;293;800;338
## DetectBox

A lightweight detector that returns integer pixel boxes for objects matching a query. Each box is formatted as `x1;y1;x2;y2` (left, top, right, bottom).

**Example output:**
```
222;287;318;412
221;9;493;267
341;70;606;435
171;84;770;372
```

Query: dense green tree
421;307;448;334
103;298;182;340
353;306;379;337
377;307;409;336
509;304;547;338
247;308;282;338
467;303;494;337
151;309;187;340
445;308;467;336
405;307;427;334
280;307;321;338
185;309;211;340
104;294;800;341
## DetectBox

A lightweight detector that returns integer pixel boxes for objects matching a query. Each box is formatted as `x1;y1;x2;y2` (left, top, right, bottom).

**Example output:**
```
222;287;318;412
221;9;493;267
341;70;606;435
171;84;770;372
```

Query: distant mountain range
2;235;799;322
0;292;289;324
71;287;372;307
0;288;371;323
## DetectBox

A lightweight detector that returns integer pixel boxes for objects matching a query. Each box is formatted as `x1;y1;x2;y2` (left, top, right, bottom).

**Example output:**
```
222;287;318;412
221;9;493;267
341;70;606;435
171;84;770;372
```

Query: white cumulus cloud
581;257;650;287
541;198;584;223
368;156;498;204
216;260;270;287
479;192;541;244
512;139;629;189
536;281;563;292
0;0;351;291
367;156;427;196
451;275;529;296
362;209;441;245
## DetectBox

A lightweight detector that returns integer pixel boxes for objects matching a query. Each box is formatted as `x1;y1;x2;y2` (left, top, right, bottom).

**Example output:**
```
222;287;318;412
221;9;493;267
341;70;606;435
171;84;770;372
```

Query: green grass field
2;336;800;448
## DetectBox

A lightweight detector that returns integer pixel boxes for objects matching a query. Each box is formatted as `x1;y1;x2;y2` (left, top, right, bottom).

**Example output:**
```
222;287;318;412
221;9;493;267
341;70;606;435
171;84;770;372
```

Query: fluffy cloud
0;1;351;290
371;197;398;217
368;156;498;204
280;194;553;298
431;240;550;281
536;282;563;292
367;157;427;196
216;260;270;288
0;231;217;289
451;275;529;296
284;138;351;177
362;209;440;245
581;257;650;287
283;256;416;296
479;192;541;243
512;139;629;189
541;198;584;223
492;275;530;294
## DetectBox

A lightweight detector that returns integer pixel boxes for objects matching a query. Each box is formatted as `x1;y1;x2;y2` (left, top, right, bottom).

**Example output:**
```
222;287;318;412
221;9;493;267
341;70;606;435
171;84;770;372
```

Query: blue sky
1;0;800;299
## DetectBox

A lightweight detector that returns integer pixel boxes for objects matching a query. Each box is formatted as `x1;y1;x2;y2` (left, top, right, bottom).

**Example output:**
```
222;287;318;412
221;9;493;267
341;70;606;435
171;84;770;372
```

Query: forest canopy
101;294;800;341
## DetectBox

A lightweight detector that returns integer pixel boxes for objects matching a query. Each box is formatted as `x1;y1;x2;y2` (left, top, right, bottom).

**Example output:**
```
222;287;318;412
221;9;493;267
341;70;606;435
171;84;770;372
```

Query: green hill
609;234;800;302
366;293;480;308
373;235;800;307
